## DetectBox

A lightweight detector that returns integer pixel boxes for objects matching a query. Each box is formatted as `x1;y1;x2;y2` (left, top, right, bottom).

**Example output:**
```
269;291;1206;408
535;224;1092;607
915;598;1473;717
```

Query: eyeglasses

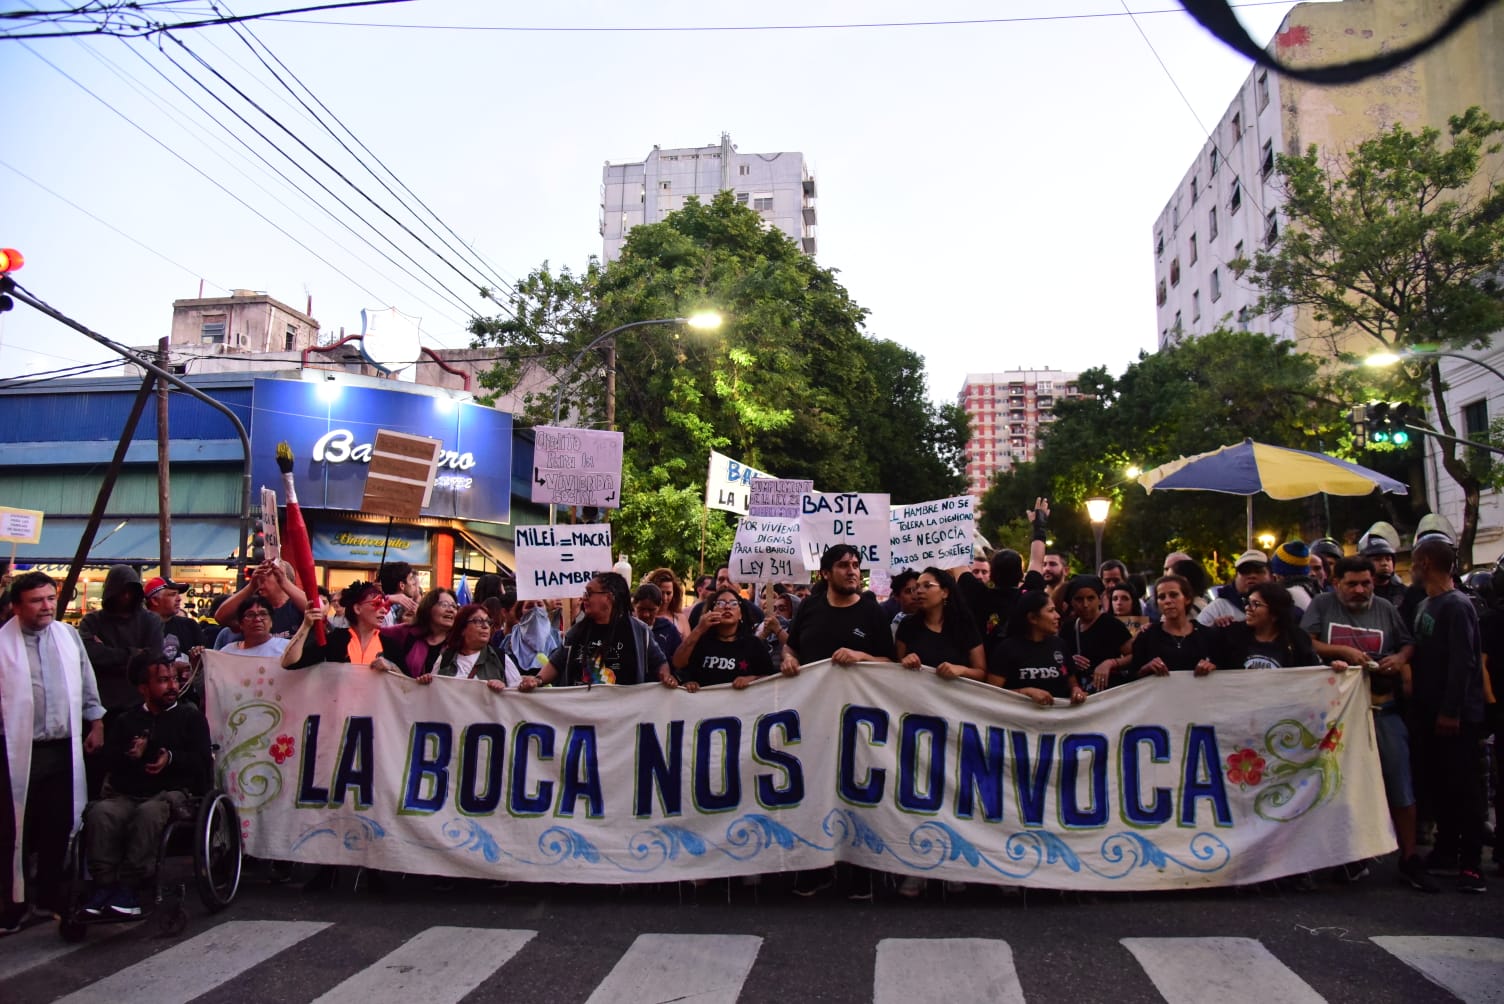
240;610;270;620
466;618;492;629
1245;599;1267;609
434;601;458;610
583;588;608;597
713;598;739;608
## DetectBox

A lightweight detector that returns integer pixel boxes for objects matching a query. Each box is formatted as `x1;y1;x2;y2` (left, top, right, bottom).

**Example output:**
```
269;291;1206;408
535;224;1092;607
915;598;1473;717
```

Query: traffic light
0;247;21;313
1389;403;1413;446
1362;401;1415;447
250;519;266;562
1366;403;1392;443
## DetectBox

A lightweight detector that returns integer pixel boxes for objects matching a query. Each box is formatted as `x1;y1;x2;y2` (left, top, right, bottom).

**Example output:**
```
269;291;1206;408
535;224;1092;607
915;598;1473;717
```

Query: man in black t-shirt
780;545;895;673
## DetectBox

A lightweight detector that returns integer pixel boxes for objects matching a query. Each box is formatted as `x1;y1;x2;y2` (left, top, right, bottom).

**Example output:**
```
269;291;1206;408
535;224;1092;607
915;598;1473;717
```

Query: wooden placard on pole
0;506;45;545
360;430;443;519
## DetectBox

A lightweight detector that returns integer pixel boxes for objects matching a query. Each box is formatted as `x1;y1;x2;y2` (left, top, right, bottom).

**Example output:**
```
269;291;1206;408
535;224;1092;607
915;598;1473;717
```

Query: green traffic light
1391;429;1410;446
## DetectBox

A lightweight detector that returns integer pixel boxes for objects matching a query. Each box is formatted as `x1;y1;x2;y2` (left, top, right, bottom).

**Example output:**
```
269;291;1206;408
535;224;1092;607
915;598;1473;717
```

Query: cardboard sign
728;516;802;583
531;427;624;509
360;430;443;519
705;451;773;516
748;477;813;518
0;506;44;545
514;523;614;599
889;496;976;571
796;492;890;572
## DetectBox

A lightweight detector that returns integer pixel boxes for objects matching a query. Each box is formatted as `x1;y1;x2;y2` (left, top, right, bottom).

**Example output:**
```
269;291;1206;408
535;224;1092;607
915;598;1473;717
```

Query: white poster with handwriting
729;517;802;584
514;523;614;599
796;492;890;572
889;496;975;571
748;477;814;519
530;426;624;509
705;451;773;516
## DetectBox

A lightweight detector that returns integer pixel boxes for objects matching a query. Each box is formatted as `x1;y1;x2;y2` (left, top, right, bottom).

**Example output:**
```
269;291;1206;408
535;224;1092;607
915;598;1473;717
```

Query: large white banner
705;451;773;516
207;655;1393;889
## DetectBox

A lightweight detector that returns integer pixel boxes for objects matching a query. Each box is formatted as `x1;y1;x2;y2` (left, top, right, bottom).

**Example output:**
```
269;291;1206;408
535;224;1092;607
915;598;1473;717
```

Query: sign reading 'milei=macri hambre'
513;523;614;599
530;426;624;509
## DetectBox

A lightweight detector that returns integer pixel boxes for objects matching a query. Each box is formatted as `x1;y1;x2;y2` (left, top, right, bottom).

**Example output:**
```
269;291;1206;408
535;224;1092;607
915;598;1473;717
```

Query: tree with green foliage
978;330;1378;572
471;192;964;574
1239;107;1504;561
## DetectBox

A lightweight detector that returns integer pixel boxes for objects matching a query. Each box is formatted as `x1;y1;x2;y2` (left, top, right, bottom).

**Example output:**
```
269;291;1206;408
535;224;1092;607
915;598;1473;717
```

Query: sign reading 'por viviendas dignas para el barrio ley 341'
206;654;1395;890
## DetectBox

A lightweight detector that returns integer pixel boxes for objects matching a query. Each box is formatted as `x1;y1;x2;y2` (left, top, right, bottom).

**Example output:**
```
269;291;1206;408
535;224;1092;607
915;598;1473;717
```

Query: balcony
802;203;817;226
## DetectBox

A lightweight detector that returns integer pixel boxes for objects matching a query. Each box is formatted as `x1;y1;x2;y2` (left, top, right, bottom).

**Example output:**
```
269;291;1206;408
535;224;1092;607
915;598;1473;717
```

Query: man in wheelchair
81;652;210;918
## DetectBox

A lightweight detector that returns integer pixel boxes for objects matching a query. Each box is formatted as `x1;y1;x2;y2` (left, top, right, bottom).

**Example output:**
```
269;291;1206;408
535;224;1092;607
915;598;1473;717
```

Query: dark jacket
436;644;508;682
79;564;165;711
549;616;666;686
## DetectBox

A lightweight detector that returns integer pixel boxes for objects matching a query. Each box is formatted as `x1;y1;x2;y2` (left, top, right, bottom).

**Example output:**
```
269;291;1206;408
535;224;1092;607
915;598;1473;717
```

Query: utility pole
156;336;173;576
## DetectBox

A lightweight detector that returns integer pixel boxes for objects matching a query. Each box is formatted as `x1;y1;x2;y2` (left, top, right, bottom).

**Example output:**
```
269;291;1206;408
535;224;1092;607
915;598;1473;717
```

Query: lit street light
1365;349;1504;386
550;313;724;428
1085;497;1110;572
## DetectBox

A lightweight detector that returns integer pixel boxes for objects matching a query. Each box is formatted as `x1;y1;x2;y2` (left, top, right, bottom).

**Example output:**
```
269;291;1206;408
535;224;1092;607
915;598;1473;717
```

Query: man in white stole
1;571;105;933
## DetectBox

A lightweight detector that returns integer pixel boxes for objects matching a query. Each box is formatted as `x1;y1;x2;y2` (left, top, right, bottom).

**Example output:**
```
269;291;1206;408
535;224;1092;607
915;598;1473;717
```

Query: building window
1264;209;1279;247
752;193;774;211
1261;139;1275;179
739;164;750;176
284;325;296;351
1157;279;1168;306
1231;111;1242;142
1156;230;1165;257
1190;175;1199;205
1233;239;1246;273
1170;258;1181;286
735;192;749;205
1209;207;1218;240
1192;290;1201;322
1210;267;1221;301
1256;70;1270;111
1173;310;1183;332
660;181;672;191
1189;233;1198;265
200;314;226;344
1210;148;1218;176
1229;179;1242;215
1464;400;1488;436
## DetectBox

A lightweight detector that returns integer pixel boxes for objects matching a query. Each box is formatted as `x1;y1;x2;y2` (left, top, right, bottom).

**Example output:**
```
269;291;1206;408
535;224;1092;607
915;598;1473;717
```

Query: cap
1234;549;1269;570
1359;533;1396;557
1270;540;1310;577
143;576;190;598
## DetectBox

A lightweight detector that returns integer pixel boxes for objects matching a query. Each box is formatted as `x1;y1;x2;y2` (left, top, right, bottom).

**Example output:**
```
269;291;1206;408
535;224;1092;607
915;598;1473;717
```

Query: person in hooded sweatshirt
78;565;164;716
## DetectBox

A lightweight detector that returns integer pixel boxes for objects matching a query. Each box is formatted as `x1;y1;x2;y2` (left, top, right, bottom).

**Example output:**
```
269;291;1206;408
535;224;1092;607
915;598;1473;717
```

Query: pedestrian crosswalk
3;922;1501;1003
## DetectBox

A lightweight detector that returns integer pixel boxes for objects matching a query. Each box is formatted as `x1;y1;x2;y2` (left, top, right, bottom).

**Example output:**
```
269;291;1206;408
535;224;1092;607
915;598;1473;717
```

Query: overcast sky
0;0;1315;402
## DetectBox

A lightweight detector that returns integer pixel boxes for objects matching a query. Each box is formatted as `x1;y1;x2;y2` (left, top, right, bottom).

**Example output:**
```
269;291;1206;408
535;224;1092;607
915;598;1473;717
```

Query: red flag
276;442;324;645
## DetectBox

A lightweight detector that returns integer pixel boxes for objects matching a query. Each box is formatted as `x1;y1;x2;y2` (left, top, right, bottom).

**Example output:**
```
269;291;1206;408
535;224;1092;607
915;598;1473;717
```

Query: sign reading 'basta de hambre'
206;654;1394;891
248;378;513;524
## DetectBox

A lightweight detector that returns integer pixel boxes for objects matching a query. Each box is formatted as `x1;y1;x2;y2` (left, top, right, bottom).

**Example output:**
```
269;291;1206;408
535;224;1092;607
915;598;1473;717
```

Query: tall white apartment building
600;132;817;261
958;369;1080;496
1152;0;1504;354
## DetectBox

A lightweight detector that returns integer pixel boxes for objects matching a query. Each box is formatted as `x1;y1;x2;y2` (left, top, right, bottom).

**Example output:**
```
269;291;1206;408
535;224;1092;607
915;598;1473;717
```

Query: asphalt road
2;859;1501;1003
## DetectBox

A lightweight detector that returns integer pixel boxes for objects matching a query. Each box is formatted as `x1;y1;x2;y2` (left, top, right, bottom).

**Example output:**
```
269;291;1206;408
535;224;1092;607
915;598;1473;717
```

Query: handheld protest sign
515;523;614;600
796;492;890;572
533;426;624;509
360;430;443;519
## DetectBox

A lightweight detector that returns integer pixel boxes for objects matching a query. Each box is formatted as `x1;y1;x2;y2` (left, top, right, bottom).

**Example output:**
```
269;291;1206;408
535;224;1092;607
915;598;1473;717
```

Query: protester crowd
2;499;1500;932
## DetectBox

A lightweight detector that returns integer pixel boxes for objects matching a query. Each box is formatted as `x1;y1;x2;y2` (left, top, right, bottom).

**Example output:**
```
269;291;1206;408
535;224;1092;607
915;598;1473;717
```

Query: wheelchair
57;787;243;941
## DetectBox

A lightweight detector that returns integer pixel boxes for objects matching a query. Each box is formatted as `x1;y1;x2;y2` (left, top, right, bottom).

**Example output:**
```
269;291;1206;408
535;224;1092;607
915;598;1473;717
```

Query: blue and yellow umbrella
1137;438;1408;547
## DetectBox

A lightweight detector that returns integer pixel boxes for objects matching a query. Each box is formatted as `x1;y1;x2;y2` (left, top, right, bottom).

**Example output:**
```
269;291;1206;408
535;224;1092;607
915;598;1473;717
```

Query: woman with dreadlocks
516;572;674;690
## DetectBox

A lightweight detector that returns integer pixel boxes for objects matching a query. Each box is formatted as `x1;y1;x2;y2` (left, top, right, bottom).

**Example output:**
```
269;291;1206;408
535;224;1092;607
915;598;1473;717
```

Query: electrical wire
0;0;411;39
216;4;519;303
0;358;124;387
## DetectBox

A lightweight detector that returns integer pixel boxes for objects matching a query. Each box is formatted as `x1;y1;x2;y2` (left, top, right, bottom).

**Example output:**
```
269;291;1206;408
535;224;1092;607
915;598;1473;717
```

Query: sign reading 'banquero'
249;378;512;523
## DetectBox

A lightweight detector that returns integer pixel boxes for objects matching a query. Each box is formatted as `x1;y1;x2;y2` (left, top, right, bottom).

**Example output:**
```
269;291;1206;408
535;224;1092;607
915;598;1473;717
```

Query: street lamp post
1363;349;1504;457
550;312;723;429
1085;497;1110;573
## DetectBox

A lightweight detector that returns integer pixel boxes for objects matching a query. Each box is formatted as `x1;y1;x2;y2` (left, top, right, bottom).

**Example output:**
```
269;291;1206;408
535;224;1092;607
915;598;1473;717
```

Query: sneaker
1459;868;1487;894
1399;855;1442;893
898;875;925;899
847;869;875;902
791;869;833;898
82;887;115;916
1424;849;1461;875
107;889;142;918
1335;860;1370;883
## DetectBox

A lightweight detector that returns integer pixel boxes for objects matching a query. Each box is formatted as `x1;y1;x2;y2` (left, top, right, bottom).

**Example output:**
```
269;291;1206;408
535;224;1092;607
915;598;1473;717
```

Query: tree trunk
1428;362;1482;564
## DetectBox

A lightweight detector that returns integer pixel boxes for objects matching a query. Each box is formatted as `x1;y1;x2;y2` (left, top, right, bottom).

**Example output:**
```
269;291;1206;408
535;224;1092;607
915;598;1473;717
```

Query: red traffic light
0;249;23;274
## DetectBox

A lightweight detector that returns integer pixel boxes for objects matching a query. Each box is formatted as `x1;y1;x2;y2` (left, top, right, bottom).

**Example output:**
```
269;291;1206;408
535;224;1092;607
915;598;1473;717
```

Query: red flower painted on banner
1225;747;1267;788
269;734;296;765
1319;724;1344;752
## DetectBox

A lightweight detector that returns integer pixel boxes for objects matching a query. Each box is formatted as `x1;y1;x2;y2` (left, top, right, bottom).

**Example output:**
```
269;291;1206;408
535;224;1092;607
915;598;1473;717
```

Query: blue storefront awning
11;518;242;568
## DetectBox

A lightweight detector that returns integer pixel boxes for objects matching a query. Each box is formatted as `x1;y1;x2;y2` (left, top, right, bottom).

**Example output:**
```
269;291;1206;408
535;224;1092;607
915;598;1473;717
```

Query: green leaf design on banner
221;700;285;811
1252;717;1344;822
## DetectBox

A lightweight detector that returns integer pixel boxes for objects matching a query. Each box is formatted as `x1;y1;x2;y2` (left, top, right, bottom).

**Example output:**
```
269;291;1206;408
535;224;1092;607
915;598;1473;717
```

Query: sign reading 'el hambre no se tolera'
206;655;1395;890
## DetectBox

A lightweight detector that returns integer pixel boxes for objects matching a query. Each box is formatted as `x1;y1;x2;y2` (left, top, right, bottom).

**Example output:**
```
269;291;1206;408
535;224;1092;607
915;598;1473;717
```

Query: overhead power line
0;0;412;39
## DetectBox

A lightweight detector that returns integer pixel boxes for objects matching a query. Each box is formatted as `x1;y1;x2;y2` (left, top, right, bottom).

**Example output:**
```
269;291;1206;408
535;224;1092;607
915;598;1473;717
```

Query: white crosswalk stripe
1371;936;1504;1004
874;938;1025;1004
9;922;1504;1004
1121;936;1326;1004
52;919;331;1004
584;933;763;1004
312;927;536;1004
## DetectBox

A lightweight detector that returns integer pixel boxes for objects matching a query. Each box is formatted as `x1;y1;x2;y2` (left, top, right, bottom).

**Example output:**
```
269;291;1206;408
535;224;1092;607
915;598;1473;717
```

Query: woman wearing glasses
381;588;459;678
420;603;508;690
517;572;671;690
282;580;403;672
1210;581;1324;670
671;586;775;691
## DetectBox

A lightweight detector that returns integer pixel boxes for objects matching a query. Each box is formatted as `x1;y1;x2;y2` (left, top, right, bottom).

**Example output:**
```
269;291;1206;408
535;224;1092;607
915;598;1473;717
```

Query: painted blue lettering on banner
753;710;804;808
694;718;743;813
838;706;889;805
1060;733;1109;828
559;727;603;818
1181;725;1232;827
459;723;507;816
636;721;684;818
510;723;555;816
898;715;948;814
331;717;375;811
403;723;452;815
1012;731;1056;827
956;723;1007;822
1122;725;1173;826
297;715;330;808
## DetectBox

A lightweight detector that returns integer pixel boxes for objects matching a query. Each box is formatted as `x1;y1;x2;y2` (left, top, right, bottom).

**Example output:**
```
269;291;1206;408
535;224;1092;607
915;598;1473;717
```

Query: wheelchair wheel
56;830;88;941
193;791;242;912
